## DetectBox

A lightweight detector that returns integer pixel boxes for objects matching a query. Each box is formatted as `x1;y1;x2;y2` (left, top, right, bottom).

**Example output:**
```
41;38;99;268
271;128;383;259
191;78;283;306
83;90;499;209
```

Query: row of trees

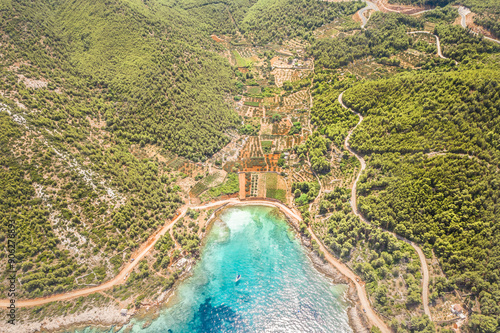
311;13;423;69
341;67;500;329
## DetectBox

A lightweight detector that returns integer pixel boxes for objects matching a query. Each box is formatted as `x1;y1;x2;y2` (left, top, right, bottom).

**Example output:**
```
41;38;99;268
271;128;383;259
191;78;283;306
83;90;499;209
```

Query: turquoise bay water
86;206;352;332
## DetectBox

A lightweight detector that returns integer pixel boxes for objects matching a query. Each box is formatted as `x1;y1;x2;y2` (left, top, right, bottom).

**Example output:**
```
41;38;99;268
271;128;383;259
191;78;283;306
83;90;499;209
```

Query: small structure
120;309;128;316
451;304;466;319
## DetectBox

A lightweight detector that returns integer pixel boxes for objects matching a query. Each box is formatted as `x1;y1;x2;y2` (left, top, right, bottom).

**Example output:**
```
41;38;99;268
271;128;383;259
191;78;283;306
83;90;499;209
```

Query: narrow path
407;31;446;59
338;91;431;320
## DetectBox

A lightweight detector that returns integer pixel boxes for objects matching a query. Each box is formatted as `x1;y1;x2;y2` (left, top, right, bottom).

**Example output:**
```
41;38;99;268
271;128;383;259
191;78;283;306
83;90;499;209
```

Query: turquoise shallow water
82;205;353;333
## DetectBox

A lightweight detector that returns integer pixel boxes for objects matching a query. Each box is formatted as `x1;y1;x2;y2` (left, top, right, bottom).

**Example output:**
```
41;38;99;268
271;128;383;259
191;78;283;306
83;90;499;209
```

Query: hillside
343;68;500;330
0;0;362;320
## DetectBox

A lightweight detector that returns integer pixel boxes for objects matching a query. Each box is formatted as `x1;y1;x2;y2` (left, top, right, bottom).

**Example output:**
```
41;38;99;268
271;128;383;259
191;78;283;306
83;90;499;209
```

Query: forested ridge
342;68;500;330
312;14;424;69
1;0;239;161
0;0;236;298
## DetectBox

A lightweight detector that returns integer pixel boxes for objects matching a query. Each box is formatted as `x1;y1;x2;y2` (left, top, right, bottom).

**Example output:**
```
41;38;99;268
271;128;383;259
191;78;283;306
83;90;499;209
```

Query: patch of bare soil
18;74;48;89
467;13;497;39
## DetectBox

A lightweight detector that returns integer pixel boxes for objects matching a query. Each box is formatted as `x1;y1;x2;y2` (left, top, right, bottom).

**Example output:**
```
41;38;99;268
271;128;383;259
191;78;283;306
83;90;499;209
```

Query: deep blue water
81;206;352;332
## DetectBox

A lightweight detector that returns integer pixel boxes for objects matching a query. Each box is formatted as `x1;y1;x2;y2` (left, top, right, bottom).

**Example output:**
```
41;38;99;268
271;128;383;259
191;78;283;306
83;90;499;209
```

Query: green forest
341;68;500;328
1;0;240;161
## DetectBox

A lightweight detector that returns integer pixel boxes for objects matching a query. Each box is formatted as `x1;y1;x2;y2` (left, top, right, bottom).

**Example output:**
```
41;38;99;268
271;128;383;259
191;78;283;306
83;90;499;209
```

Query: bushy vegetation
388;0;500;15
344;69;500;163
0;0;239;298
358;153;500;324
342;68;500;327
434;24;500;61
293;181;319;206
0;113;82;296
154;233;175;270
294;131;333;174
1;0;240;162
312;72;358;147
240;0;364;44
474;15;500;39
173;218;201;255
422;5;458;23
311;13;423;69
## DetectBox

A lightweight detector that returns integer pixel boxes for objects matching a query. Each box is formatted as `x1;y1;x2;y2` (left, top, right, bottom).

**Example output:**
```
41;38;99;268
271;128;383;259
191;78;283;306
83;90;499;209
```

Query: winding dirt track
307;225;390;333
458;6;500;45
338;91;431;320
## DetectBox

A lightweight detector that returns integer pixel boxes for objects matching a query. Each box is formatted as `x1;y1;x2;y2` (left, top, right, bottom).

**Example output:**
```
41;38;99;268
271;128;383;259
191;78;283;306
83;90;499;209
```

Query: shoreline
3;200;372;333
125;203;371;333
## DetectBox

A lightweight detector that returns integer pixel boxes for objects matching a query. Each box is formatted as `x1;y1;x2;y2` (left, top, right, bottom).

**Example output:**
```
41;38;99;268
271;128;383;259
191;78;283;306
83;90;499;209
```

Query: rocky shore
5;203;371;333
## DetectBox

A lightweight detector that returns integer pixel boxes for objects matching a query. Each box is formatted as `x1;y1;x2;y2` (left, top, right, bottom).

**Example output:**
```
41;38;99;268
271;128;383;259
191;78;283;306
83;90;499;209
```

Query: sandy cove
1;198;383;333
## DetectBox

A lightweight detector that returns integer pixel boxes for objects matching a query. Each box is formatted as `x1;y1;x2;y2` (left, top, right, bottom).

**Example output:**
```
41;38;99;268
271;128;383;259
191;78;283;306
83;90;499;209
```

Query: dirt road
307;226;390;333
339;91;432;320
0;205;189;307
458;6;500;45
0;199;299;308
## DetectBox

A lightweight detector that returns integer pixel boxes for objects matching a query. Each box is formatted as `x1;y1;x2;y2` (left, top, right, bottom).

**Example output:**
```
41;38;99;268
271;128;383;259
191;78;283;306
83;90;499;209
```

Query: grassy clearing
265;173;286;201
233;50;251;67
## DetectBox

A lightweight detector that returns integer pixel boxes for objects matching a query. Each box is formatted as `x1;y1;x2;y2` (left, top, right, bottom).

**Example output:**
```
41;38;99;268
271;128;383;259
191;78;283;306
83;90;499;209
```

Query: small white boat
235;274;241;282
